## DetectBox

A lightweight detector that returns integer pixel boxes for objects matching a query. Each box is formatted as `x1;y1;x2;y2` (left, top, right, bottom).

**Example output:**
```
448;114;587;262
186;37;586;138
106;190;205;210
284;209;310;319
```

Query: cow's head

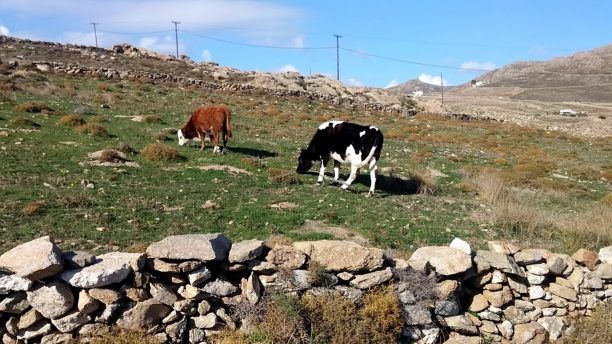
296;149;316;174
177;129;189;146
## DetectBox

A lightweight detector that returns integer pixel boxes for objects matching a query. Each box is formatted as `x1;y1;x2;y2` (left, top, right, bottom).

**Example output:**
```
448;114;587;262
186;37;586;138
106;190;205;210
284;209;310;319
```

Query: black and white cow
296;120;384;197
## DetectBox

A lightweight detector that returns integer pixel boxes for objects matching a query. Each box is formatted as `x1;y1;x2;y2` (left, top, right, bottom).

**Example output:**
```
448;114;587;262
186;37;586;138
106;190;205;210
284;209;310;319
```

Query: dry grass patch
241;156;264;168
58;115;86;127
90;115;107;123
141;143;181;162
58;194;93;208
75;123;109;137
80;328;162;344
267;168;299;185
13;101;53;113
601;193;612;207
409;170;438;195
563;303;612;344
257;294;308;344
385;129;405;140
210;330;251;344
22;200;46;216
11;116;40;128
153;132;171;142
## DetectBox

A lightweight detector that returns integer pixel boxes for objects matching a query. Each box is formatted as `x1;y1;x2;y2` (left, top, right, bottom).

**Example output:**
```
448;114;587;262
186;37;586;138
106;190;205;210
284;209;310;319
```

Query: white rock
60;252;144;288
449;238;472;255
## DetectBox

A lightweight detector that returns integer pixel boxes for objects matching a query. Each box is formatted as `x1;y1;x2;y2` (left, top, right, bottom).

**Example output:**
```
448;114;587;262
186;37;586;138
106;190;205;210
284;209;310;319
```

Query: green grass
0;73;610;254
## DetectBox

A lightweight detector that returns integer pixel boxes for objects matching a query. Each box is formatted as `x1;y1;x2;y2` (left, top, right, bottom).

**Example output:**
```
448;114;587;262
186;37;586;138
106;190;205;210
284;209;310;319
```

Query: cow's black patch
297;121;383;174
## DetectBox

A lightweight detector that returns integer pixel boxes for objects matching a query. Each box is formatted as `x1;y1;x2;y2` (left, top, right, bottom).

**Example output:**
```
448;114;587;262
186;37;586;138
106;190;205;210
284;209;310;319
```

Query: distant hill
388;79;458;95
456;44;612;102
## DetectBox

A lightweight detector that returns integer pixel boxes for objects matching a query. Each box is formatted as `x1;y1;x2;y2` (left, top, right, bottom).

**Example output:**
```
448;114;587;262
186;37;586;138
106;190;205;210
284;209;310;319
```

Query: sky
1;0;611;88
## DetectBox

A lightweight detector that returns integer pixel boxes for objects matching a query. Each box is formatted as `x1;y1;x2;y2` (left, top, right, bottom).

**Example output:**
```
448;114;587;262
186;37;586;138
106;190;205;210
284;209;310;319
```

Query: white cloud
385;79;399;89
0;25;9;35
278;64;299;73
201;49;213;62
418;73;450;86
346;78;364;87
460;61;496;71
292;34;305;48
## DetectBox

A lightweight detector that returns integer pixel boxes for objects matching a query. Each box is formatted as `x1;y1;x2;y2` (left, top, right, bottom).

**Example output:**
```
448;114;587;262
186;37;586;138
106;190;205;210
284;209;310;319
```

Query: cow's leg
222;130;228;154
341;164;359;191
332;161;341;184
366;158;378;197
317;159;328;185
198;131;205;151
212;131;220;154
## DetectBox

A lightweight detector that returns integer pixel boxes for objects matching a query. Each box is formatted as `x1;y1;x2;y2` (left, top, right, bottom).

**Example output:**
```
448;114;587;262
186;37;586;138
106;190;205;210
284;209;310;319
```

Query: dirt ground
418;88;612;138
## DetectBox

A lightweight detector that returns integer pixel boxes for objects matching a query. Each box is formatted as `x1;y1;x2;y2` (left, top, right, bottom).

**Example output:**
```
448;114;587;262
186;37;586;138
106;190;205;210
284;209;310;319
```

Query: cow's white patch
369;126;379;131
318;120;344;130
359;130;366;137
177;129;189;146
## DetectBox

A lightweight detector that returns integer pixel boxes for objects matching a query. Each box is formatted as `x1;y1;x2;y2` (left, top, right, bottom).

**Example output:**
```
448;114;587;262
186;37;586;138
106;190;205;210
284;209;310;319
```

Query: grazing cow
296;120;383;197
177;105;232;153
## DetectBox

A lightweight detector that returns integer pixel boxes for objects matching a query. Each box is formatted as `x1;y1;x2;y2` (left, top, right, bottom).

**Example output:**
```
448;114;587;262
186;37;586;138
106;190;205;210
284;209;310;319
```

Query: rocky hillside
463;44;612;102
0;36;416;115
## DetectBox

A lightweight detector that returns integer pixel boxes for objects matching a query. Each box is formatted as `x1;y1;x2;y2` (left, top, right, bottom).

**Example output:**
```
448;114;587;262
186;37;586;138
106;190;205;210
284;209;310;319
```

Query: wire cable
180;29;335;50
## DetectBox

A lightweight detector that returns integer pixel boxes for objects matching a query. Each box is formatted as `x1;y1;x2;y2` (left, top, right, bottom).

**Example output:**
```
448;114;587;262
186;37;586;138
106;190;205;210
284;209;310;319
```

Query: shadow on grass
227;146;278;158
304;172;426;196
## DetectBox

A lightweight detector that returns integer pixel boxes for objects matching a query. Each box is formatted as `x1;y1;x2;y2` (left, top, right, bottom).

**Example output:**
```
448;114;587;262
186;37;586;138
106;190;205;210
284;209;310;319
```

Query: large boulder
265;246;307;270
293;240;383;272
229;240;265;263
571;248;598;270
116;299;172;331
60;252;144;288
349;268;393;289
408;246;472;276
27;282;74;319
0;273;33;294
0;236;63;280
512;322;549;344
146;234;231;261
475;250;524;277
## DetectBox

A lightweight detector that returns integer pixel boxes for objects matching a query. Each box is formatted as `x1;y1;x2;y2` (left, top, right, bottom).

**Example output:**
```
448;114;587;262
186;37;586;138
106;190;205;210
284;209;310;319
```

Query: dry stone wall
0;235;610;343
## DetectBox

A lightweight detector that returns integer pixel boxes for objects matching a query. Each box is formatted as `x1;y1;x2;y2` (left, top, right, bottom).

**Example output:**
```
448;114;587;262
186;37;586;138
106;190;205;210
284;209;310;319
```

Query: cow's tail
225;106;233;139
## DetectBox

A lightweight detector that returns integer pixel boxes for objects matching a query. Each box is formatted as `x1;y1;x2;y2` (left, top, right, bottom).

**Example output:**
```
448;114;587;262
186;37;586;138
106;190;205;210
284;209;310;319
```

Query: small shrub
143;115;164;123
153;132;171;142
113;143;137;154
307;261;334;287
265;234;293;248
394;269;439;307
75;123;109;137
96;83;111;92
601;193;612;207
13;101;52;113
161;127;178;135
258;294;308;344
58;115;86;127
11;116;40;128
22;200;46;216
141;143;181;162
563;303;612;344
241;156;264;168
263;105;282;117
58;194;93;208
267;168;298;185
90;115;107;123
409;170;438;195
472;171;507;204
302;291;361;344
99;149;126;163
359;286;404;344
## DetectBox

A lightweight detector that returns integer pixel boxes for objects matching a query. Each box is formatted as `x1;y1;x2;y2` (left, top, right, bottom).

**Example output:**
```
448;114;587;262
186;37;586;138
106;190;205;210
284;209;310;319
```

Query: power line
171;21;181;58
179;30;335;50
98;29;174;35
340;47;492;72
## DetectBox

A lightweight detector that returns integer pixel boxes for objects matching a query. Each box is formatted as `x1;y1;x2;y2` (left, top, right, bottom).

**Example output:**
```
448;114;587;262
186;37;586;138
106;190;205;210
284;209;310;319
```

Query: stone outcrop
0;235;610;344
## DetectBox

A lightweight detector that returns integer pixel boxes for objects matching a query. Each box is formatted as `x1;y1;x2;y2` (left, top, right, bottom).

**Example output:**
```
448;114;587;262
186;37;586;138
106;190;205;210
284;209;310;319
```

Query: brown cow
177;105;232;153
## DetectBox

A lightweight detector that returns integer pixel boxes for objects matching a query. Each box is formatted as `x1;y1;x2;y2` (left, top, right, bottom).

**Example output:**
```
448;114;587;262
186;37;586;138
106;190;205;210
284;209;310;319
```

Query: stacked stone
0;235;397;343
1;235;610;343
402;239;612;344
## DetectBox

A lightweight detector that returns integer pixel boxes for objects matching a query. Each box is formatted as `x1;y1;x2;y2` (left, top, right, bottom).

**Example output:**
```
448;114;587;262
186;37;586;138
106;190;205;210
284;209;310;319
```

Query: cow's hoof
330;180;340;185
316;181;323;187
365;192;374;198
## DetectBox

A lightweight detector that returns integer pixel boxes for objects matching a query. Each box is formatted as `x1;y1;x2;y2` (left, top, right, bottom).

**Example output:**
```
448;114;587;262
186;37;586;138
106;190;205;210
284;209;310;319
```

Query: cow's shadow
226;146;278;158
305;172;424;196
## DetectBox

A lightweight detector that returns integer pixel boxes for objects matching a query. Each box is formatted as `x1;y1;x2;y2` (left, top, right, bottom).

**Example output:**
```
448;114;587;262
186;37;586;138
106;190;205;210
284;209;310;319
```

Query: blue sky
1;1;610;88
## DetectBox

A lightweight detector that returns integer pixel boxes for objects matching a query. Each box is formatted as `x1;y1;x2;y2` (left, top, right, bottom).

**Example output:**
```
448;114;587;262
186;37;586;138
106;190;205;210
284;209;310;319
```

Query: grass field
0;70;610;255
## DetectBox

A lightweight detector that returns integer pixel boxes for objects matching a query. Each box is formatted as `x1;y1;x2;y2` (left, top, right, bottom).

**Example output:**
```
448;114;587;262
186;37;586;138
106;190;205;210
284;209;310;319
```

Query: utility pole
333;34;342;81
171;21;181;58
440;72;444;109
90;22;99;48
